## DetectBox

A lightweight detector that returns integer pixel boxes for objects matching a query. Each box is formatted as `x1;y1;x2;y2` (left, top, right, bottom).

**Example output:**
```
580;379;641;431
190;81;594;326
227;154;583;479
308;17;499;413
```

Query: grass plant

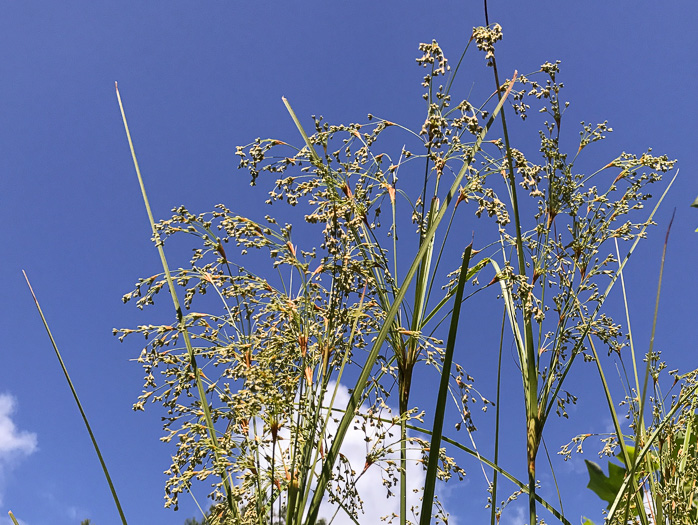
17;11;692;525
112;25;679;523
570;215;698;525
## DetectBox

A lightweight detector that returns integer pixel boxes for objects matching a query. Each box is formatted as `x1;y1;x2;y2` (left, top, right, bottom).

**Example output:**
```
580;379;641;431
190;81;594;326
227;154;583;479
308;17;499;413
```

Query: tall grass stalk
418;242;472;525
316;404;571;524
9;6;685;524
489;309;506;525
482;1;678;520
299;69;518;524
115;83;239;520
481;11;537;519
23;271;128;525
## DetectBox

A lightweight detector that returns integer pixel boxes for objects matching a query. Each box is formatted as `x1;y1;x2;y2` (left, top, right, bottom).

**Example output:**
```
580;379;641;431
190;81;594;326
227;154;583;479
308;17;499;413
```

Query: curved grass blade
318;404;572;524
23;271;128;525
427;431;571;524
613;209;675;525
407;419;571;524
606;379;698;521
541;170;679;428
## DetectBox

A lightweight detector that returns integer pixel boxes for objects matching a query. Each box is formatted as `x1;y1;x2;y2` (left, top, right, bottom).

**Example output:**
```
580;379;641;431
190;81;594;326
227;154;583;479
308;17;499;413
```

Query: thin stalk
483;2;538;518
540;170;679;427
23;272;128;525
638;210;675;433
400;408;407;525
282;98;410;525
580;208;677;525
315;378;576;525
319;406;572;525
593;200;667;511
614;233;654;517
115;84;238;519
489;260;525;360
614;239;642;412
283;98;404;523
419;242;473;525
421;258;491;326
489;309;506;525
433;436;570;525
172;461;212;525
402;194;438;525
328;123;416;525
606;379;698;521
295;285;369;524
443;41;474;100
541;438;564;517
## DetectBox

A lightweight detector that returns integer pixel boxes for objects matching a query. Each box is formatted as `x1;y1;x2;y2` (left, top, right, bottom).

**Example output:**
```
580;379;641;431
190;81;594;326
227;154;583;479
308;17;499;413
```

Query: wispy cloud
0;393;38;506
512;505;526;525
0;394;37;456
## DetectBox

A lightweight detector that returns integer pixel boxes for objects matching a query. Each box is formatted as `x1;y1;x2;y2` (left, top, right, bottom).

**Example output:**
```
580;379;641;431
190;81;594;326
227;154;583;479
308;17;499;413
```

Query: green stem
482;3;538;520
490;309;506;525
400;414;407;525
24;272;128;525
115;84;238;520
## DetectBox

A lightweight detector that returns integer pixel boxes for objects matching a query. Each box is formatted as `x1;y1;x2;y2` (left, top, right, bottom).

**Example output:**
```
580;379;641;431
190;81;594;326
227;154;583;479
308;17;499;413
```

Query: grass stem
23;272;128;525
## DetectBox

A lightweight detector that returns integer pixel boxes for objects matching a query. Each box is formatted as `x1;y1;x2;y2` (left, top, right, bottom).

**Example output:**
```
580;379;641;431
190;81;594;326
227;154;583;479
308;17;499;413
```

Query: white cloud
0;393;38;506
314;382;428;525
0;394;37;458
254;381;445;524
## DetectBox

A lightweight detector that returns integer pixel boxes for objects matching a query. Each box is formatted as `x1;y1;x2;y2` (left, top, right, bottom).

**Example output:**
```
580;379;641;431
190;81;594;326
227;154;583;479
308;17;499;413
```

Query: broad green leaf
585;459;626;509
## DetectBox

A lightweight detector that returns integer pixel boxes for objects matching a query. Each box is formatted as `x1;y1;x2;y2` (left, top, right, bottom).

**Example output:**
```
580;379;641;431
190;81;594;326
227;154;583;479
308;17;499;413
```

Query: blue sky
1;2;697;524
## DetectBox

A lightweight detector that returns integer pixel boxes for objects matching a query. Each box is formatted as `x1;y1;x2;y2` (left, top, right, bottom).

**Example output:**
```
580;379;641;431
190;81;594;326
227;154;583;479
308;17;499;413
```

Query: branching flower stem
115;83;239;520
482;2;538;520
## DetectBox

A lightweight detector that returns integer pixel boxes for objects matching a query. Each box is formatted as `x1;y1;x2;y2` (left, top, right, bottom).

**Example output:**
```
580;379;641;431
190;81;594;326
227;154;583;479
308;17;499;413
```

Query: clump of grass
115;21;678;524
17;12;682;525
115;35;519;523
562;215;698;525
